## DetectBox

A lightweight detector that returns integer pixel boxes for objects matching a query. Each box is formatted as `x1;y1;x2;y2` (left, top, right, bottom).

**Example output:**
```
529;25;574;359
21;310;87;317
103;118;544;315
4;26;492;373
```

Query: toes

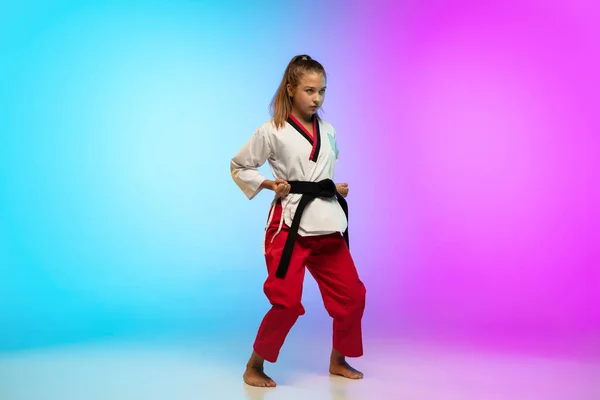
330;366;363;380
243;370;277;388
262;380;275;388
351;370;363;379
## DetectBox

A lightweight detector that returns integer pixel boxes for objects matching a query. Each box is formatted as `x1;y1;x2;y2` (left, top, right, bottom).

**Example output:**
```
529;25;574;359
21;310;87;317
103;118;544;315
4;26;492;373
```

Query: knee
359;281;366;301
272;302;305;317
331;281;366;317
264;285;305;316
349;281;366;311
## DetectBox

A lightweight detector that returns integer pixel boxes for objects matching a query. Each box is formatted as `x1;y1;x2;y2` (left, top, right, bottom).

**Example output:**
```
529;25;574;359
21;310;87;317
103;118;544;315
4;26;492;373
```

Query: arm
331;128;349;198
230;127;274;200
260;179;276;190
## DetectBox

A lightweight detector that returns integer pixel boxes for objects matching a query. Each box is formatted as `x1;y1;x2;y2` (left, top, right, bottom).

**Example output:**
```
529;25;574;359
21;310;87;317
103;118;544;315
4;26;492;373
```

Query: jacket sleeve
230;127;273;200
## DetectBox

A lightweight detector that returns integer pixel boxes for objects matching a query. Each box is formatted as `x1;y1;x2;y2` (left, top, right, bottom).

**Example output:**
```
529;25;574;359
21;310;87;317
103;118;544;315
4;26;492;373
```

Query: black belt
275;179;349;279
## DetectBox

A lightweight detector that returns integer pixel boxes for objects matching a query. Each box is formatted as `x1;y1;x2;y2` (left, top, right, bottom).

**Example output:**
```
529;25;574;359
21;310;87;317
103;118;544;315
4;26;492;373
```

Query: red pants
253;201;366;363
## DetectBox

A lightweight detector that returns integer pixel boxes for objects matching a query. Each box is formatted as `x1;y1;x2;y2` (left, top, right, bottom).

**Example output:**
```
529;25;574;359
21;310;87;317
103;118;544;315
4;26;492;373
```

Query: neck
290;110;314;125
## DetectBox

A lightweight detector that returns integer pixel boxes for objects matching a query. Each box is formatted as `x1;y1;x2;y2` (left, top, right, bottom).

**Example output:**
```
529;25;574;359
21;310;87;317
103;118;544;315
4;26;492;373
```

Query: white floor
0;336;597;400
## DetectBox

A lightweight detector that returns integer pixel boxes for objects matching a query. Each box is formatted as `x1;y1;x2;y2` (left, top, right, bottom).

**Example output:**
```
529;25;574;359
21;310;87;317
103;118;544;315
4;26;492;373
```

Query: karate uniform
231;115;366;363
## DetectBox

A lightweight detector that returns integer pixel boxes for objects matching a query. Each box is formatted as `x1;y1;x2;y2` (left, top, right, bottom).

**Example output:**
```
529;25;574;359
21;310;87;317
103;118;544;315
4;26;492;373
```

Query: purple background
0;0;597;357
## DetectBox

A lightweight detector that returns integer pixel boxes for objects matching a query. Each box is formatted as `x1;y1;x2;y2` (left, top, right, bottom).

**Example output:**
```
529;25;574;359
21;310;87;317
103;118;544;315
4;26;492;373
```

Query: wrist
261;180;275;190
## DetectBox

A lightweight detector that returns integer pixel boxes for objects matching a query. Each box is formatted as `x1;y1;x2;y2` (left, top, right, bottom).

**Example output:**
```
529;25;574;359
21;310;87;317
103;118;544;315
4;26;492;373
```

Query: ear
286;83;294;97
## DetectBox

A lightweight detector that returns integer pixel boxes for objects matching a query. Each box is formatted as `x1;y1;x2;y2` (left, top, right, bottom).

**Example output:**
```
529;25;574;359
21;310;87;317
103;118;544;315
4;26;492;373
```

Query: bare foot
243;351;276;387
329;361;364;379
329;349;363;379
243;365;276;387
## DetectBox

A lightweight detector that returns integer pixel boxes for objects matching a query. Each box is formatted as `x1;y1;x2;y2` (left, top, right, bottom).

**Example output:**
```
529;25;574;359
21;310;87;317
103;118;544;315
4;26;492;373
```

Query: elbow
230;159;241;179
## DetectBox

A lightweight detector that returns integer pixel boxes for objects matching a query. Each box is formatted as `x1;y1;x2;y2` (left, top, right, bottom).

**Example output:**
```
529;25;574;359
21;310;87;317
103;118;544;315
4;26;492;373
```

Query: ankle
247;351;265;369
330;349;345;364
247;359;264;368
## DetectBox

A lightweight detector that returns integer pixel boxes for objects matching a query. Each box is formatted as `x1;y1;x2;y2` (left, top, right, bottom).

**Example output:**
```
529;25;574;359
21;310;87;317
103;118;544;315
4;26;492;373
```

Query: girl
230;54;366;388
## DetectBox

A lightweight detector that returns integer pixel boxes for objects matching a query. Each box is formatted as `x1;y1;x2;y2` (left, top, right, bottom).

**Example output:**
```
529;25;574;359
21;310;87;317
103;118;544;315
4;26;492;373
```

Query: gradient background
0;0;598;359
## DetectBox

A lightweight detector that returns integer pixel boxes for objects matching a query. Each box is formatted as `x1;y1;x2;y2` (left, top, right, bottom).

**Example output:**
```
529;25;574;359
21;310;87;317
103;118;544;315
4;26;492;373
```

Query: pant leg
253;202;313;363
306;233;366;357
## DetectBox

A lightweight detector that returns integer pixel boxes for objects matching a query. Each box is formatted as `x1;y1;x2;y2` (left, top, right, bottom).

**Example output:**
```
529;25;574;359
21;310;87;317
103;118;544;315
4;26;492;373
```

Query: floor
0;336;597;400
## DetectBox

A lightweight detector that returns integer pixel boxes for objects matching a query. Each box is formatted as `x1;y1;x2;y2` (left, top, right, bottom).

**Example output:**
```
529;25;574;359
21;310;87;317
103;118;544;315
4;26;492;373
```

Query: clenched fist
336;183;349;198
272;178;291;198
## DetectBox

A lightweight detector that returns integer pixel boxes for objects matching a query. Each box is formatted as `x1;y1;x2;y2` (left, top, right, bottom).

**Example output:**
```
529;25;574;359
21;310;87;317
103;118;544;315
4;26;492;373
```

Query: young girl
230;54;366;388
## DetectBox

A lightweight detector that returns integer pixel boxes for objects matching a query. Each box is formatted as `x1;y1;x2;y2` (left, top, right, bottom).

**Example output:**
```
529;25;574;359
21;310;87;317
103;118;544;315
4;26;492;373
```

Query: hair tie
295;55;312;62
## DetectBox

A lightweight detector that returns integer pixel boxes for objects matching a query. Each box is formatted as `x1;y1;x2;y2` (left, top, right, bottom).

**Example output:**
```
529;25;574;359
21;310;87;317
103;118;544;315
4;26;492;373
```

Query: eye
319;89;326;95
306;89;314;93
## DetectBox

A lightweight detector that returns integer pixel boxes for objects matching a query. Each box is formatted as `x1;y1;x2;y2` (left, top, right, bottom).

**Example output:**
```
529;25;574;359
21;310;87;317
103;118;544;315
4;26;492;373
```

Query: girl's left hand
336;183;349;198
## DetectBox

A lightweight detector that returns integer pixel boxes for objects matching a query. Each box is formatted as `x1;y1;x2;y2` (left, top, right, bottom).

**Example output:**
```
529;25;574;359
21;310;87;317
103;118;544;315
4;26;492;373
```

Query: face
287;72;326;120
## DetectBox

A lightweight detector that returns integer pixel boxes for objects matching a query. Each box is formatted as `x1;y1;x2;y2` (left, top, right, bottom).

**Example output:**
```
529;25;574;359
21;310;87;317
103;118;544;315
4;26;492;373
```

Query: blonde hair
269;54;327;129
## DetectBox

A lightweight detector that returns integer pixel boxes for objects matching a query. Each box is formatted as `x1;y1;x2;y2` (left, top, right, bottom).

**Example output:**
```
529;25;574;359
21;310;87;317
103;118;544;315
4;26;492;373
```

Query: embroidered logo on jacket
327;132;338;159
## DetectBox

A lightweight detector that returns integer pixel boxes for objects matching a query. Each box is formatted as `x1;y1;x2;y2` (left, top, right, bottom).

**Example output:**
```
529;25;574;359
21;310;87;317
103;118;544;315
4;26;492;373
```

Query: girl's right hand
272;178;291;198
